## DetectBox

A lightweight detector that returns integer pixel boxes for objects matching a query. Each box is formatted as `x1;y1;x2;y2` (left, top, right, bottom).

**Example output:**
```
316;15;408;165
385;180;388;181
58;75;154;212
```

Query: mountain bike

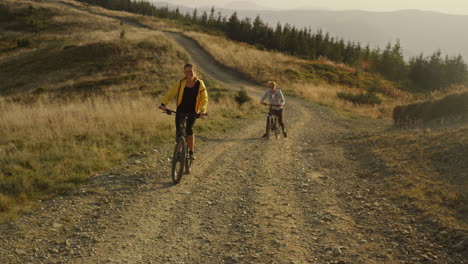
264;104;283;139
162;109;205;184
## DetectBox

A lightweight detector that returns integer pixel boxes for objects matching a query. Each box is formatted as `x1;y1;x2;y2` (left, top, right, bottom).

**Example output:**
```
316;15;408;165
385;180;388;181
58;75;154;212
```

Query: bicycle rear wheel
171;138;186;184
273;116;280;139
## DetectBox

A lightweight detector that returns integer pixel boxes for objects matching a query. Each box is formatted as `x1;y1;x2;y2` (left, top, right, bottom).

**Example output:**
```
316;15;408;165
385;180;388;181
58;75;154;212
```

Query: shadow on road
198;135;266;143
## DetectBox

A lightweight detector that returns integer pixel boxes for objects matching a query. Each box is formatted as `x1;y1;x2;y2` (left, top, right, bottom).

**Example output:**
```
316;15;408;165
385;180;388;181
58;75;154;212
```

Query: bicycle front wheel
171;138;186;184
185;152;193;174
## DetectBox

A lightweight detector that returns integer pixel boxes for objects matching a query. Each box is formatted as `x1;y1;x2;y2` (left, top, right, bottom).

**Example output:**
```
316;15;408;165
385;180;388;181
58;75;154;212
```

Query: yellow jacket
161;78;208;113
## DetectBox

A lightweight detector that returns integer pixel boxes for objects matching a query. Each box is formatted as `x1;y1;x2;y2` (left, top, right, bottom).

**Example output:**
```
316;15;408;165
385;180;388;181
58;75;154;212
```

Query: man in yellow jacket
160;64;208;159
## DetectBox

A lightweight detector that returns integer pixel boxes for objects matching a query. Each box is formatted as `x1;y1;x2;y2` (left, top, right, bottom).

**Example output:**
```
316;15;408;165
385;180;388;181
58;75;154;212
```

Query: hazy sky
167;0;468;15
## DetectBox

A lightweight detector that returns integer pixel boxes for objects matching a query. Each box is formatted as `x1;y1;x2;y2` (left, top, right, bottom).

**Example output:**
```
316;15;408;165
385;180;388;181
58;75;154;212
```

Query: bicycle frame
162;109;205;184
264;104;282;139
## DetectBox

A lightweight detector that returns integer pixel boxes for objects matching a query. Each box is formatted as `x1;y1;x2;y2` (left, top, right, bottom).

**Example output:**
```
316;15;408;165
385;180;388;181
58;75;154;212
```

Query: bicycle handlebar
160;108;207;118
162;109;176;114
262;103;283;107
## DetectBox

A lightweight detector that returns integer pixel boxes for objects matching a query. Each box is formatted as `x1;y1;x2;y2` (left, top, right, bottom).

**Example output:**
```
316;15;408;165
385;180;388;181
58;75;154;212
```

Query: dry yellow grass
184;31;301;85
289;82;409;119
5;0;409;119
424;85;468;101
48;0;466;234
51;0;180;33
0;94;170;213
1;0;120;54
0;0;262;217
0;92;258;215
366;125;468;229
0;0;187;96
184;31;410;119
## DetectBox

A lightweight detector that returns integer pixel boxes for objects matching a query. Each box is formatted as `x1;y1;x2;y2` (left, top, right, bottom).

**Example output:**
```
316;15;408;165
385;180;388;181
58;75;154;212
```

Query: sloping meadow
183;31;410;119
357;90;468;231
0;0;259;217
0;93;256;215
393;91;468;126
0;0;187;96
368;125;467;230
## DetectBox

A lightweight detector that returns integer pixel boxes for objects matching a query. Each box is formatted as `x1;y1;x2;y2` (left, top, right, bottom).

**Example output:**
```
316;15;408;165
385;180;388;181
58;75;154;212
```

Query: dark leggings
266;109;285;132
175;112;196;138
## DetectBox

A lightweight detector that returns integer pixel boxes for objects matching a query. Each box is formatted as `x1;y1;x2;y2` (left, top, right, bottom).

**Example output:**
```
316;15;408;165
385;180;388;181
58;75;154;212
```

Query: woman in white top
260;81;287;138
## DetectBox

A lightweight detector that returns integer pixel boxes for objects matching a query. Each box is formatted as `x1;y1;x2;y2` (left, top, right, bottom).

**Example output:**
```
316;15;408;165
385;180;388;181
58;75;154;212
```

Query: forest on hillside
77;0;468;92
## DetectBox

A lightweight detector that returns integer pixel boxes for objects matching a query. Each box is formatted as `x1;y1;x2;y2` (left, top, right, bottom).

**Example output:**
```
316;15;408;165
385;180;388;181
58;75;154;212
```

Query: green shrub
0;5;13;22
431;92;468;120
208;87;229;102
17;38;32;48
337;91;382;105
393;92;468;125
234;88;251;106
284;68;301;80
10;5;59;32
369;78;381;93
255;43;265;50
339;72;358;87
310;62;338;73
0;194;12;212
136;39;169;54
318;70;339;83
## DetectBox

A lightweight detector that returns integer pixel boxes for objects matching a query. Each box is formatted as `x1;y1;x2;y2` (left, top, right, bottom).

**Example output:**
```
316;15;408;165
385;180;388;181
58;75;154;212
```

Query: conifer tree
227;12;241;40
209;7;216;25
192;9;198;22
75;0;468;92
200;11;208;26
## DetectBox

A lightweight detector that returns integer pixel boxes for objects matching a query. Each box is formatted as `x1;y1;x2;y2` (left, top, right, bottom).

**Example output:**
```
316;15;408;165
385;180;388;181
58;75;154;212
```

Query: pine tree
239;17;252;43
192;9;198;23
227;12;241;40
273;23;283;51
200;11;208;26
216;11;224;30
252;16;267;44
209;7;216;25
74;0;468;92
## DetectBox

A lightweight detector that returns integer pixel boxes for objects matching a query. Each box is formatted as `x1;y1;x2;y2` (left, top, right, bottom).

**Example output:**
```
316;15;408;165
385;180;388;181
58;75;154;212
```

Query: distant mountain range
154;2;468;60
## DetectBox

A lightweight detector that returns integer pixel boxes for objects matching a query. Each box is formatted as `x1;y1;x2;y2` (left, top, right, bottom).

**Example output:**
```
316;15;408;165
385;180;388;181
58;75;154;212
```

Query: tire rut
1;2;464;264
72;112;268;263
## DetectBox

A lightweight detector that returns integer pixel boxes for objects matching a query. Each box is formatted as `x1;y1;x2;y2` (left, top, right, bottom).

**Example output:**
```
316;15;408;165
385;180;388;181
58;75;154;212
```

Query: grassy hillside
2;0;466;234
0;0;186;96
0;0;259;219
348;125;468;230
55;0;467;122
128;4;468;233
178;27;467;231
394;90;468;126
40;0;411;119
183;31;409;119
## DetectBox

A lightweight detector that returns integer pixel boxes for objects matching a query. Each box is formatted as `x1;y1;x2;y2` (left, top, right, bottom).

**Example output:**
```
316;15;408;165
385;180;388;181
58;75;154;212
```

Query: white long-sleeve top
260;88;285;110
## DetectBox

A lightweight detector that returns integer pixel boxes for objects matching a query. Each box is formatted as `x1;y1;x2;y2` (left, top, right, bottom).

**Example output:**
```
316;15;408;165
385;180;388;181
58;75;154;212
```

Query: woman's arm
198;80;209;113
278;89;285;105
260;90;269;104
161;80;181;106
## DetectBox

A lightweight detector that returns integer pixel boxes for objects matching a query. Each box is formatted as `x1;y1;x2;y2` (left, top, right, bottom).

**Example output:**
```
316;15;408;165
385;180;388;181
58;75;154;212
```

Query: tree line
77;0;468;92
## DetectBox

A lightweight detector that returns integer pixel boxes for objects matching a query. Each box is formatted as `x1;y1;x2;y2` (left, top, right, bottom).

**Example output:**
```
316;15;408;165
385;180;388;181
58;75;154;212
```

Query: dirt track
0;2;465;264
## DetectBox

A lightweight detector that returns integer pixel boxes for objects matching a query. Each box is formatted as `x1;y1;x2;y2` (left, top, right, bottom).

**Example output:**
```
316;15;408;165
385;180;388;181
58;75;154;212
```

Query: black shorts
175;112;197;137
